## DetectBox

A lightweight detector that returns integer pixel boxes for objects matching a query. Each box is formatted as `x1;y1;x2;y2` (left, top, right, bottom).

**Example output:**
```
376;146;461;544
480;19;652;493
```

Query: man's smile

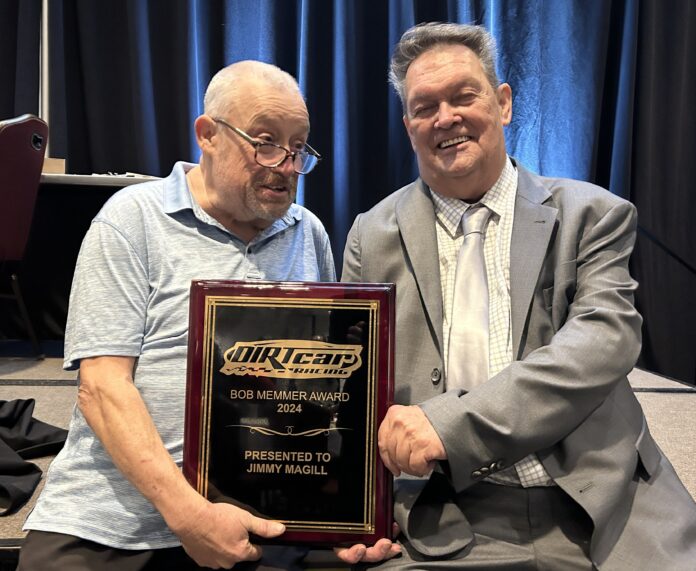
437;134;472;149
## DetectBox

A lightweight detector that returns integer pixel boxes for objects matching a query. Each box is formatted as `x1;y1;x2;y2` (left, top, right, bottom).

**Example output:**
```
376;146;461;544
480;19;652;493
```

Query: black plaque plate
183;280;394;546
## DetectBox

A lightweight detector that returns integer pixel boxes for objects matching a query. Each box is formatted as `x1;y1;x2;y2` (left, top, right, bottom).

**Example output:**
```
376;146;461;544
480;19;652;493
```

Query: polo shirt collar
163;161;197;214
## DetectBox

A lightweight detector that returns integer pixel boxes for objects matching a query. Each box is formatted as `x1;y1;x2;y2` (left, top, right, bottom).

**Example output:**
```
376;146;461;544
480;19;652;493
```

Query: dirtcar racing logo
220;340;363;379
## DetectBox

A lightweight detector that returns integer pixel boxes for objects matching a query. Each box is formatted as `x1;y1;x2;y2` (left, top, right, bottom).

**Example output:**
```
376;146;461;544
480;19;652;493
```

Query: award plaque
183;280;394;546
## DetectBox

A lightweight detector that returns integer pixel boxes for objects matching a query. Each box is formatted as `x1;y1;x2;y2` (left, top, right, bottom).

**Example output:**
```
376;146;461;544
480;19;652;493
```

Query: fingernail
271;522;285;534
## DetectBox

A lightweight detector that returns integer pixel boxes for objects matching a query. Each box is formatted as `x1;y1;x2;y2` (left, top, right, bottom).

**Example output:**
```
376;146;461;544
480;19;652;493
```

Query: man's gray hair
389;22;500;106
204;60;302;118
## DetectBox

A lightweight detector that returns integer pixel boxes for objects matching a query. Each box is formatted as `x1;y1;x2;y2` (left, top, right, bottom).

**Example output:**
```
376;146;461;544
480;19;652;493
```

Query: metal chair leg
10;273;44;359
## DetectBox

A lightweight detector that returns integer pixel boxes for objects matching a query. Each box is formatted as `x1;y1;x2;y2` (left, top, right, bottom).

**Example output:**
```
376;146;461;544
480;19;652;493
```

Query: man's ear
194;115;218;152
497;83;513;126
402;114;417;152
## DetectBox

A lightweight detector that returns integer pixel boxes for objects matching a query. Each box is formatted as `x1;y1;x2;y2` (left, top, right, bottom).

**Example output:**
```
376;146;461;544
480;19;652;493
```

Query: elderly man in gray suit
337;22;696;570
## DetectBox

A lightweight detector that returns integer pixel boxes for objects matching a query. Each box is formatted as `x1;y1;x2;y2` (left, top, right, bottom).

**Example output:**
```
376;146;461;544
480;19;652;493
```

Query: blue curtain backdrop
2;0;694;385
46;0;638;237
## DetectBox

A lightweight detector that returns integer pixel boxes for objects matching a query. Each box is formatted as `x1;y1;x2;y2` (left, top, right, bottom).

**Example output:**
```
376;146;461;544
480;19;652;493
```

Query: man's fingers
410;454;436;477
378;445;400;476
378;404;446;476
247;516;286;538
242;542;263;562
334;544;367;564
394;436;413;472
334;539;402;564
378;428;399;475
360;538;402;563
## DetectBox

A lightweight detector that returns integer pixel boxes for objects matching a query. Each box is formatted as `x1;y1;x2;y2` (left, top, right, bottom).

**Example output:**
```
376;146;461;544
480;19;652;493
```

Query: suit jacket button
430;368;442;384
472;470;482;479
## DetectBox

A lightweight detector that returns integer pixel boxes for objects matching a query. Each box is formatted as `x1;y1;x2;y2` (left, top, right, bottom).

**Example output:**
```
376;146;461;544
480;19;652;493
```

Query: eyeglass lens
255;143;318;174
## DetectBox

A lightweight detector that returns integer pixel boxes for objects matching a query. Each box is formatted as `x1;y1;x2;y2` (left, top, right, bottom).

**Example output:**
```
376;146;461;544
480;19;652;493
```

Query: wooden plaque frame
183;280;394;546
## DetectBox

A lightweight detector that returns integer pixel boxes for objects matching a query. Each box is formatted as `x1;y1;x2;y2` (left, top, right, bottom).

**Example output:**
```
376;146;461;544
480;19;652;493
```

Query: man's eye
454;93;476;105
412;105;434;117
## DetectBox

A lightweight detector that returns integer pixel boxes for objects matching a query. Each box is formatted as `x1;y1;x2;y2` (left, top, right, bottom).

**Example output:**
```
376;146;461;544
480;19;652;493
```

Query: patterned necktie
447;204;491;391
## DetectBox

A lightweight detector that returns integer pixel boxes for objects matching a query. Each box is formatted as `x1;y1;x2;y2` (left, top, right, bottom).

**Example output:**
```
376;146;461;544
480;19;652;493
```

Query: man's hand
174;500;285;569
378;405;447;476
334;523;402;564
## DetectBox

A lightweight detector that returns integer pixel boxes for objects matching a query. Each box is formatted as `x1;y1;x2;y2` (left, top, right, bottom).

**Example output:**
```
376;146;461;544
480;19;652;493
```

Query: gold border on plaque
197;296;380;533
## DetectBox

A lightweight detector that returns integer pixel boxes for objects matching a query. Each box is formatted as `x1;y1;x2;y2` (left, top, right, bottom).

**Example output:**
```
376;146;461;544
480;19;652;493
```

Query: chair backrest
0;114;49;262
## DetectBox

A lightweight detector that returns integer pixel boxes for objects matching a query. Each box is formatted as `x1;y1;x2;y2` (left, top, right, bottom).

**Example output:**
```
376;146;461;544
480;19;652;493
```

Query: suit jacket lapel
395;179;444;356
510;165;558;357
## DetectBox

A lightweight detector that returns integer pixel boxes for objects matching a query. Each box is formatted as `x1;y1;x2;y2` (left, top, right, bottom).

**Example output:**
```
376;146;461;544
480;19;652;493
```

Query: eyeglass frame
212;117;322;174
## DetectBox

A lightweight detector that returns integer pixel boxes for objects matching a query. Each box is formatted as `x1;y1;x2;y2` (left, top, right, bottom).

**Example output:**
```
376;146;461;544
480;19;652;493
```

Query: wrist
165;494;209;537
152;475;208;536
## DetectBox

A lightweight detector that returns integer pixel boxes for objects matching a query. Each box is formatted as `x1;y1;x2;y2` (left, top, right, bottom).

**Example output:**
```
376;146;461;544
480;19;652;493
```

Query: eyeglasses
213;118;321;175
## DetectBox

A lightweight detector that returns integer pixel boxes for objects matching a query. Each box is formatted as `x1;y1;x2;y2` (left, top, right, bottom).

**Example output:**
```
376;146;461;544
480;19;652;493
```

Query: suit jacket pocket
635;418;661;480
542;259;577;311
543;285;554;310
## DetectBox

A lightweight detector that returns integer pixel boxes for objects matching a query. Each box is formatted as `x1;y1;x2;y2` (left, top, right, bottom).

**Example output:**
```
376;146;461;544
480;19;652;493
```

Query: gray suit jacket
341;164;696;569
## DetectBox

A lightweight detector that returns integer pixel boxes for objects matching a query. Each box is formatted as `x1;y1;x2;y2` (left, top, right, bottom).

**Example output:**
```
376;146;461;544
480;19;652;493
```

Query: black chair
0;114;49;358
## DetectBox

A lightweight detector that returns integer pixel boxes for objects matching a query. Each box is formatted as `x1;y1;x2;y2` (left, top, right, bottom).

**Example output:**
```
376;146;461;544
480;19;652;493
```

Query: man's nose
434;102;461;129
272;153;297;177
